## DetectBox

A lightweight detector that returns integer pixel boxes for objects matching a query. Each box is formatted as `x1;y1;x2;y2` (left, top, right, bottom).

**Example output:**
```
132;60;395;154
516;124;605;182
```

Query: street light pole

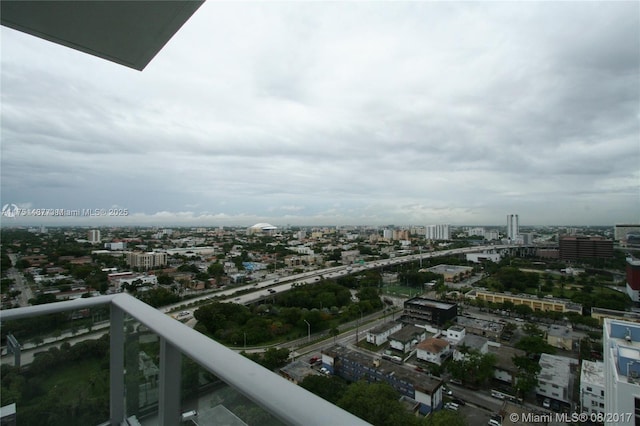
304;319;310;343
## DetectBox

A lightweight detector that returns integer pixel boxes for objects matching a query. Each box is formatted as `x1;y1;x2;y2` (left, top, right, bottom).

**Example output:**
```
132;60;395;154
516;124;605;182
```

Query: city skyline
1;2;638;227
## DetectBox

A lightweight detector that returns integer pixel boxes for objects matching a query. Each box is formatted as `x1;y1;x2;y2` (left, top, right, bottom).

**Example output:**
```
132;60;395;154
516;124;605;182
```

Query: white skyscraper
425;224;450;241
506;214;519;242
88;229;101;244
603;318;640;426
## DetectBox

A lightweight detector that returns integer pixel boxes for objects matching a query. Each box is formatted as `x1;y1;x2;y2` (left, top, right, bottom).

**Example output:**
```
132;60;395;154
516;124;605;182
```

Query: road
163;244;514;314
2;244;516;366
6;268;34;307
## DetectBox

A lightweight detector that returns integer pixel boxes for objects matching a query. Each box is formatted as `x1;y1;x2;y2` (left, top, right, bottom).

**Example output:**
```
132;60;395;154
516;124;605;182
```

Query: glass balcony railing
1;294;370;426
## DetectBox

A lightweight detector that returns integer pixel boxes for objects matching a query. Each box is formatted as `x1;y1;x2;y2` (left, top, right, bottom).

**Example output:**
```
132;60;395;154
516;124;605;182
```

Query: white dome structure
247;223;278;235
250;223;277;231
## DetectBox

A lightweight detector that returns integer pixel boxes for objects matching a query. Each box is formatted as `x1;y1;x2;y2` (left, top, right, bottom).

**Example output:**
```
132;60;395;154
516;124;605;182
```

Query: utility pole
304;319;310;343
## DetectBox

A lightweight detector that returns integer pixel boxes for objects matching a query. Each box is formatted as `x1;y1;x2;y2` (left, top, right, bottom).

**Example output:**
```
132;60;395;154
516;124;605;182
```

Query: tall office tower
425;224;450;241
506;214;519;242
603;318;640;426
88;229;101;243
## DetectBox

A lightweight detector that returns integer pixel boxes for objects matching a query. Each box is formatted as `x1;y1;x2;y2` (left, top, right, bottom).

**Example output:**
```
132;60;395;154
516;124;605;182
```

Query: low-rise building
426;264;473;282
443;325;465;344
591;307;640;325
403;297;457;327
388;325;427;353
456;316;504;340
279;360;322;385
321;345;444;415
487;343;525;386
453;334;488;361
416;338;451;366
580;360;605;417
535;353;578;409
366;321;402;346
466;289;582;314
546;325;575;351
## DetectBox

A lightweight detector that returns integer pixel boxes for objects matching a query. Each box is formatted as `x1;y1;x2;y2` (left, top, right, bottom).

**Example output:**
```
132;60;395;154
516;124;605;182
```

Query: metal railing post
110;304;125;424
158;337;181;426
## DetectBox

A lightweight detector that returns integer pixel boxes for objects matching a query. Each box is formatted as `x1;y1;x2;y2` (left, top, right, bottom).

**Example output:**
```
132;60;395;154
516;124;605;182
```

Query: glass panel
135;352;286;426
124;314;160;423
0;307;110;425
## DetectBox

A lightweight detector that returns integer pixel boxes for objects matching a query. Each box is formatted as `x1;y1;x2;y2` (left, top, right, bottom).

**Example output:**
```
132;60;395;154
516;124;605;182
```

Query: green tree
513;355;541;398
299;375;348;405
337;381;419;426
423;409;468;426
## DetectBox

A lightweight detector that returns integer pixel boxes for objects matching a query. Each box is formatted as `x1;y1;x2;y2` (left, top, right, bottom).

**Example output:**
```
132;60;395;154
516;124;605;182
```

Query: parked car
444;402;459;411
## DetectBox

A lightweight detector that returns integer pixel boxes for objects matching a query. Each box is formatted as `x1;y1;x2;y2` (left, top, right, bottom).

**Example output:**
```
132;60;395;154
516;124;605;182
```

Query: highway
2;244;514;366
163;244;513;314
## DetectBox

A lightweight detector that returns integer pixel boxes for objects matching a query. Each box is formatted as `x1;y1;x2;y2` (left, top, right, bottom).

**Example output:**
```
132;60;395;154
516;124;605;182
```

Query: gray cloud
1;2;638;227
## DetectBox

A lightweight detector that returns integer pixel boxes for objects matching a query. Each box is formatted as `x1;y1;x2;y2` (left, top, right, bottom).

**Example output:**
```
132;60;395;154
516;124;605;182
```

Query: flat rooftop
406;297;456;310
538;353;577;386
389;325;426;342
457;316;504;334
324;345;442;393
581;360;605;388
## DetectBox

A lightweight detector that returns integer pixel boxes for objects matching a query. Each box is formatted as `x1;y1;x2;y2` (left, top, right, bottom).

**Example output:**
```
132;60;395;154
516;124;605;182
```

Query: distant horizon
0;221;629;230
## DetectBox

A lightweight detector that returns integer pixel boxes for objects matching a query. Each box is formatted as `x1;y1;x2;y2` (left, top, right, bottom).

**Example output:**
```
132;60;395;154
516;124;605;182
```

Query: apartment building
126;251;168;270
425;224;450;241
536;353;578;409
580;360;605;417
559;236;614;260
321;345;444;415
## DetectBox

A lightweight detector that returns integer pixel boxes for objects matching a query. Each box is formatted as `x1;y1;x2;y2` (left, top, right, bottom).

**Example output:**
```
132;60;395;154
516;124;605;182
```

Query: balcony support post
110;304;125;424
159;337;181;426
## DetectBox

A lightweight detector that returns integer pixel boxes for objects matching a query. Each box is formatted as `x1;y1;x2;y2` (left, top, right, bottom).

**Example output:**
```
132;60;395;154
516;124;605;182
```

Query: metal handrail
0;293;370;426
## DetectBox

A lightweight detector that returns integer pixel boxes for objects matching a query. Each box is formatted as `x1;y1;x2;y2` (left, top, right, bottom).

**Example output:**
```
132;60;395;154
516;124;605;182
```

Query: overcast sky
1;1;638;228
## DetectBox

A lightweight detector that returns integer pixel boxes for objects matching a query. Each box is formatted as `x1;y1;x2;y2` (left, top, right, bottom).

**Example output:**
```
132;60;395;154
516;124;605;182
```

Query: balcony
0;293;369;425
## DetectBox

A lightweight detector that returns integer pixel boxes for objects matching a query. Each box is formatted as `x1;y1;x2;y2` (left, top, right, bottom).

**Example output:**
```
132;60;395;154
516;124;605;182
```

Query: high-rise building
603;318;640;426
88;229;101;244
559;236;614;260
506;214;519;242
625;257;640;303
425;224;450;241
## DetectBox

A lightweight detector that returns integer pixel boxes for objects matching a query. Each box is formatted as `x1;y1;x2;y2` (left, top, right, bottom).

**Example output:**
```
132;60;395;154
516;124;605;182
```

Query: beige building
126;251;167;270
426;265;473;282
591;307;640;325
466;289;582;314
546;325;574;351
